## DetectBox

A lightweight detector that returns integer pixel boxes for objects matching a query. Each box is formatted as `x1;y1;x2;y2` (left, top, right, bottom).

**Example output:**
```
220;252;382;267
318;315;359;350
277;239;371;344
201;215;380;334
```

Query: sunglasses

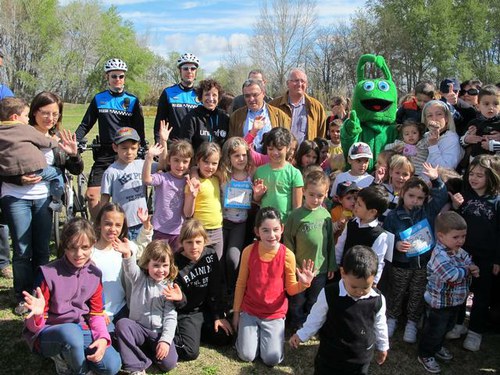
182;66;197;71
460;88;480;96
110;74;125;79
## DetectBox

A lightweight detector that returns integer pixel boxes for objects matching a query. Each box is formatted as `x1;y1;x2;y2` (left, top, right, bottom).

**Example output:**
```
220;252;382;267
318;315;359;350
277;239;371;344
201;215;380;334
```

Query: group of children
9;81;500;375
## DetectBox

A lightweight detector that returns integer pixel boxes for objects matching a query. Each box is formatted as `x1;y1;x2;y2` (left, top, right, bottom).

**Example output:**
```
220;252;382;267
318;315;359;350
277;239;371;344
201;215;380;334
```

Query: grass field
0;104;499;374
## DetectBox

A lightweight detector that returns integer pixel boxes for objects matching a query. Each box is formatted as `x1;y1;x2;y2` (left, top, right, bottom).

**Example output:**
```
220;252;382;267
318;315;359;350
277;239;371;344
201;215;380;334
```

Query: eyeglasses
182;66;197;71
289;79;307;84
38;110;60;119
110;74;125;79
460;88;480;96
244;92;262;99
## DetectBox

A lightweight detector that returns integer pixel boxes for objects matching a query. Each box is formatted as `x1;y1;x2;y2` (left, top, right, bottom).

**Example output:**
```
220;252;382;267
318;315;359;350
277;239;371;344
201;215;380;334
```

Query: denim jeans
289;273;328;328
127;224;143;241
1;195;52;301
0;223;10;270
38;323;122;375
418;304;459;357
37;166;64;200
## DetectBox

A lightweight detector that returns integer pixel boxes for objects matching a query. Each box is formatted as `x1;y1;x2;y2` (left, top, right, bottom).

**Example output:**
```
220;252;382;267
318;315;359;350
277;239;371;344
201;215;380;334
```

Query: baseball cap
336;181;360;197
440;78;460;93
348;142;373;159
113;127;140;144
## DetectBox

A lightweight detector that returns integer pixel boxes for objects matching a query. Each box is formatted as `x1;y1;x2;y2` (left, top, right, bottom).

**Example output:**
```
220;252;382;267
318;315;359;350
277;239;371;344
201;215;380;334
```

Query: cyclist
75;58;146;219
153;52;201;143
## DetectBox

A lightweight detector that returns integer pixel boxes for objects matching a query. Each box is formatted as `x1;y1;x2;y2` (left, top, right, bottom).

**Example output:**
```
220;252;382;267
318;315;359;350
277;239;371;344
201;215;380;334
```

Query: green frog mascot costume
341;54;398;171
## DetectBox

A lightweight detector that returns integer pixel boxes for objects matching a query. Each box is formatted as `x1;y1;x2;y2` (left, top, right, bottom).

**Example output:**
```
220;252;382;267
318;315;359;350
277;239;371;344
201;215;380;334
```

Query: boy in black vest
290;245;389;374
335;185;389;285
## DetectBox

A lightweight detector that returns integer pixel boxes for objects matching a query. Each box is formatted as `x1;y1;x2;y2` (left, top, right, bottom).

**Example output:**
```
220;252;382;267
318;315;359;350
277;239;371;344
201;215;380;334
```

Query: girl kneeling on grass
22;218;121;375
232;207;315;366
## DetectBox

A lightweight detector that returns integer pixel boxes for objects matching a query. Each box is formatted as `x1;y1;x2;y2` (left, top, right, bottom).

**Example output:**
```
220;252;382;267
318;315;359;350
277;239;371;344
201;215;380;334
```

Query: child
174;219;233;361
335;185;389;285
418;212;479;374
143;133;194;250
313;137;330;168
331;181;360;241
449;155;500;351
373;150;396;185
396;81;435;124
253;127;304;223
330;142;374;198
385;120;428;176
462;84;500;157
22;218;121;375
284;171;337;329
113;239;179;374
294;140;320;174
327;118;343;156
325;152;346;184
383;164;448;343
219;137;255;300
0;97;66;211
101;127;148;240
421;100;463;170
327;96;350;124
183;141;224;259
233;207;315;366
290;245;389;374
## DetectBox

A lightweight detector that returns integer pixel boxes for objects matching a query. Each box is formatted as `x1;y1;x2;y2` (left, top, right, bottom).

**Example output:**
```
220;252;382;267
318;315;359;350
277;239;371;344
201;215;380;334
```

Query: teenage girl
294;140;320;174
113;239;179;373
184;142;224;259
22;218;121;375
449;155;500;351
383;163;448;343
233;207;315;366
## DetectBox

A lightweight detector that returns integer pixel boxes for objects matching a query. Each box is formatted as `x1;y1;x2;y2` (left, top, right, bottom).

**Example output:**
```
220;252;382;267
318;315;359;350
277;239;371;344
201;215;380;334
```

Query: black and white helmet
104;58;128;73
177;53;200;68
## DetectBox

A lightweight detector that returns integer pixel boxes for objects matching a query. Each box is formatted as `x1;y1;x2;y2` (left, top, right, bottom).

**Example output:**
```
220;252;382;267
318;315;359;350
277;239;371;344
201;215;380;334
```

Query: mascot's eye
378;81;390;92
363;81;375;91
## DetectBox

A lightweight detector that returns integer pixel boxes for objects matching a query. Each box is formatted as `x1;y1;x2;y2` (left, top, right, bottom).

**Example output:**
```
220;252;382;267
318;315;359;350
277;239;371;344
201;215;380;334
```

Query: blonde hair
329;153;346;172
389;154;415;176
179;219;210;245
422;100;457;133
220;137;252;184
138;240;178;281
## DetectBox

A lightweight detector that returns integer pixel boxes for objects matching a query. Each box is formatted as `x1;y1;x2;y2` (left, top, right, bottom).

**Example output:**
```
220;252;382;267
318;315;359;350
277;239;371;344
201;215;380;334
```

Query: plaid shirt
425;242;473;309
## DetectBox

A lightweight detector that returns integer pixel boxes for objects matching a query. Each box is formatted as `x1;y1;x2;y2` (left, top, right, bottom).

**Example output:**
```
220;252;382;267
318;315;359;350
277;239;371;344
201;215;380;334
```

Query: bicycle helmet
177;53;200;68
104;58;128;72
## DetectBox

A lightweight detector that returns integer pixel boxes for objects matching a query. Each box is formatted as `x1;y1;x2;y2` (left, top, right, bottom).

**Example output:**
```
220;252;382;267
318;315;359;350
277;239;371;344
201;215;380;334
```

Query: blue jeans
38;323;122;375
1;195;52;301
37;166;64;200
0;223;10;270
289;273;328;328
418;304;459;357
127;224;143;241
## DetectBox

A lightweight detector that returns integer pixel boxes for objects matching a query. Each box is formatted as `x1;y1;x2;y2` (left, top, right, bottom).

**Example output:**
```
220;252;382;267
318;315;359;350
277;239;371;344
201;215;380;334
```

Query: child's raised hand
396;241;412;252
374;166;386;184
23;287;45;319
251;115;265;135
112;237;132;258
159;120;172;143
468;264;480;278
156;341;170;361
86;338;107;363
186;175;201;197
137;207;151;229
252;178;267;200
448;192;464;209
289;333;302;349
214;318;233;336
296;259;316;286
147;143;164;159
375;350;388;365
163;283;183;301
422;162;439;180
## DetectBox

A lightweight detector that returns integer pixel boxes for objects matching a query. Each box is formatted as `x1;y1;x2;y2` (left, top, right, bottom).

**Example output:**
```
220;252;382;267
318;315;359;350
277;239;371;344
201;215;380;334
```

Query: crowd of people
0;49;499;375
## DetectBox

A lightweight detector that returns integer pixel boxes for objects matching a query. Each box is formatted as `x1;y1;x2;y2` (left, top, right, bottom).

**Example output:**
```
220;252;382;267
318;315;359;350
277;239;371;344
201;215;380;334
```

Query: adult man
232;69;272;112
229;79;290;152
269;68;327;144
0;47;14;100
75;58;146;218
154;52;201;143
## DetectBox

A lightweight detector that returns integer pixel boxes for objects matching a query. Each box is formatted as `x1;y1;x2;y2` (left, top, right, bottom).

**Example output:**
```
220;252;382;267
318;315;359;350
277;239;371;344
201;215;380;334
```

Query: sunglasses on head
110;74;125;79
460;88;480;96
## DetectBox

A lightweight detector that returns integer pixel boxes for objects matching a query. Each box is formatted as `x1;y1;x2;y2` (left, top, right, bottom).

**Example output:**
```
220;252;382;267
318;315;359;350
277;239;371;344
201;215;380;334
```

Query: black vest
319;282;382;365
342;220;384;265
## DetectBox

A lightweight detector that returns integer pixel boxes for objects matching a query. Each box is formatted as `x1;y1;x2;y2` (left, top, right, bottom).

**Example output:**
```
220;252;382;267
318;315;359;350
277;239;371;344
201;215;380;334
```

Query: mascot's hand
344;110;362;136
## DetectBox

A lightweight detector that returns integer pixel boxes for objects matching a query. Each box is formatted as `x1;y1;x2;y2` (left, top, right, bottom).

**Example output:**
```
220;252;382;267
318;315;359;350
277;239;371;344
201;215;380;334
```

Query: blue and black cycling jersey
154;83;201;143
75;90;145;164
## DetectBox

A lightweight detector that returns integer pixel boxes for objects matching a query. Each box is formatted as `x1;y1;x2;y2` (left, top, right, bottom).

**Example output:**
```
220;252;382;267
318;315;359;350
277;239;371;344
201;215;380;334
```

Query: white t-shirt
330;171;374;198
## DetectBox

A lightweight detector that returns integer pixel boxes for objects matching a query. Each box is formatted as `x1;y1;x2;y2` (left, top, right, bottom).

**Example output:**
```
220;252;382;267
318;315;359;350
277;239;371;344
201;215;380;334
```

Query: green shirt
254;162;303;222
283;206;337;274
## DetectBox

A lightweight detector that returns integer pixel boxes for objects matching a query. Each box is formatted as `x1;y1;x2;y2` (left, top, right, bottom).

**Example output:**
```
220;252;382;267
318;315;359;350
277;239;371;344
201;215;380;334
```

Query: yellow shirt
185;176;223;229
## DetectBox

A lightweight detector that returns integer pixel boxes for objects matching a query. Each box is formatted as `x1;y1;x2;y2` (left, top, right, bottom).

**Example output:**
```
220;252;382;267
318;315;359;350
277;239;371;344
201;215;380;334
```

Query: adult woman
181;79;229;152
1;91;83;315
459;79;482;109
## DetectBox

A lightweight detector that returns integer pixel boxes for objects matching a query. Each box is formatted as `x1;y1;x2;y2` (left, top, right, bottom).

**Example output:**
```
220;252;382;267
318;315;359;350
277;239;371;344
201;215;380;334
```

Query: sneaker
463;330;482;352
0;267;13;279
49;200;63;212
52;354;72;375
418;356;441;373
129;371;146;375
435;346;453;361
445;324;467;340
387;317;397;337
403;320;418;343
14;302;28;316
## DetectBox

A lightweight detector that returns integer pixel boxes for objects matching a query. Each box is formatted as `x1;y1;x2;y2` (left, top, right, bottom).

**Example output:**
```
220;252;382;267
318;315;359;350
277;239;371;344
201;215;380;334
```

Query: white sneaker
49;200;63;212
463;330;482;352
130;371;146;375
387;317;397;337
445;324;467;340
403;320;418;343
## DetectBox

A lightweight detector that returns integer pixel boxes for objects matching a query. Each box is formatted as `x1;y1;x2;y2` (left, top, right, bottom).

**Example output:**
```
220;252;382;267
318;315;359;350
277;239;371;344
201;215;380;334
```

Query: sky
68;0;367;73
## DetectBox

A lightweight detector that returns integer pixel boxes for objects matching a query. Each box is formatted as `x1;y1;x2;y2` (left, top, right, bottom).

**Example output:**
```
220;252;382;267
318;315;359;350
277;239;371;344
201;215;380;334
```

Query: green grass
1;104;499;373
